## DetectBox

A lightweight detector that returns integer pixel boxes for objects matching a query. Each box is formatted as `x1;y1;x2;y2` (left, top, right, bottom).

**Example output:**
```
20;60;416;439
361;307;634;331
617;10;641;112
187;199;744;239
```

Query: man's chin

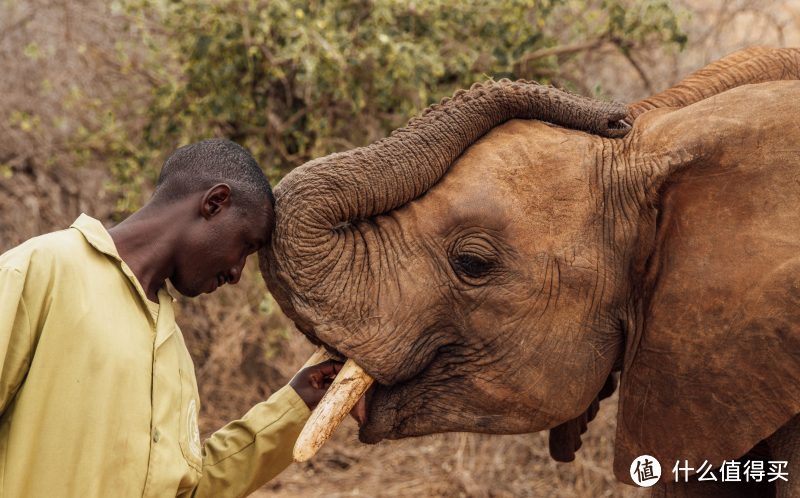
169;280;205;298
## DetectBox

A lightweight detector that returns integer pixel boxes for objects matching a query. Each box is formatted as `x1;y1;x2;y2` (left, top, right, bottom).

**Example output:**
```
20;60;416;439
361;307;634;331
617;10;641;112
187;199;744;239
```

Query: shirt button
153;429;160;443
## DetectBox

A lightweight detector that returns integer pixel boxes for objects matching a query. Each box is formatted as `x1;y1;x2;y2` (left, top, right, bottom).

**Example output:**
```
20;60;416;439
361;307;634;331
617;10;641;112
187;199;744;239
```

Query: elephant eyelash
451;253;496;280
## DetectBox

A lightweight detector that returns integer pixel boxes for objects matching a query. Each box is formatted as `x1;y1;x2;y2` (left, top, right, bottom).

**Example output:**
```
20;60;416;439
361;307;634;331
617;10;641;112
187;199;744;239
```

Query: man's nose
228;260;245;285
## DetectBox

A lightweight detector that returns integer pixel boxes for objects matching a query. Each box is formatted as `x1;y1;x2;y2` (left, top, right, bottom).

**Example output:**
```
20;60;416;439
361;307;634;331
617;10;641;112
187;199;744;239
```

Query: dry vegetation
1;1;798;496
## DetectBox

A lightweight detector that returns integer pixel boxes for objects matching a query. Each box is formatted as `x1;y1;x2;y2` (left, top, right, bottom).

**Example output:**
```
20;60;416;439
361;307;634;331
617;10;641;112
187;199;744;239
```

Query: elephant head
261;48;800;484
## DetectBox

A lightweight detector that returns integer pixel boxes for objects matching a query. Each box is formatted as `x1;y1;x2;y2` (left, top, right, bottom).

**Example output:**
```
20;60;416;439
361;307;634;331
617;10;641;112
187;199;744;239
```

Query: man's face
171;197;272;297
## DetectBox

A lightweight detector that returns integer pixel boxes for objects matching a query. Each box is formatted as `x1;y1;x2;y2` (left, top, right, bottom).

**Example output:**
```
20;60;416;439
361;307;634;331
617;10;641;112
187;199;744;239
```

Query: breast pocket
179;367;203;473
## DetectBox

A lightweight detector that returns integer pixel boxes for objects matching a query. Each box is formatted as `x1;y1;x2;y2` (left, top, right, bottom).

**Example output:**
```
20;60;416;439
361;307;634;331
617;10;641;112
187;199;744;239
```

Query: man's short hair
153;138;274;210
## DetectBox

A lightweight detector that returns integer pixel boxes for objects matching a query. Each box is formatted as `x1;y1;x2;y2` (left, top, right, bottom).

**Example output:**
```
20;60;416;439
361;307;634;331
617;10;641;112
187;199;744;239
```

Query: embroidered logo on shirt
186;399;202;460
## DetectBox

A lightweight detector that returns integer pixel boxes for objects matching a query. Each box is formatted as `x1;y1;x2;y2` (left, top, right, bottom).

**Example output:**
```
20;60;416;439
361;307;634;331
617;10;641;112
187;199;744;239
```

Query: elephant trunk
263;79;630;331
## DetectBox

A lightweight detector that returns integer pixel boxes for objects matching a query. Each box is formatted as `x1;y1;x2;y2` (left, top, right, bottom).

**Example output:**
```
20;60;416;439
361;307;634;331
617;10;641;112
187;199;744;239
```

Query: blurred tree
71;0;686;213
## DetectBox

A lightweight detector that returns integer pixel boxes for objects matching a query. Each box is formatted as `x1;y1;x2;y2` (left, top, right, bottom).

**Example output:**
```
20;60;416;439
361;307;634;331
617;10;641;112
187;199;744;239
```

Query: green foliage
74;0;686;213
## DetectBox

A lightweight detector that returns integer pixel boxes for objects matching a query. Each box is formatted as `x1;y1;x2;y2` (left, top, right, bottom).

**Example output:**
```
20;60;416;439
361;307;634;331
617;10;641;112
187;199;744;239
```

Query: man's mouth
204;273;227;294
207;273;225;293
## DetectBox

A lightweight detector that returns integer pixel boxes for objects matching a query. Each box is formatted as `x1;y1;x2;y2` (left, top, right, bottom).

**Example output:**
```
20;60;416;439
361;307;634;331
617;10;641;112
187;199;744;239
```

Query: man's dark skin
107;181;341;409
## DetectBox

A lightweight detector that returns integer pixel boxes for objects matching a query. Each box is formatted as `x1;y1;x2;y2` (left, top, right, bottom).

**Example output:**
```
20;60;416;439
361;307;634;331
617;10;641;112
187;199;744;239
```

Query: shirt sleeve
0;267;33;415
185;384;311;498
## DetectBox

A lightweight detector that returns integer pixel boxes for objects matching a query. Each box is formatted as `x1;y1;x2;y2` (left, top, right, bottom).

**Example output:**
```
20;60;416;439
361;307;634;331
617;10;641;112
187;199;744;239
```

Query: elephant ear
613;82;800;484
555;48;800;466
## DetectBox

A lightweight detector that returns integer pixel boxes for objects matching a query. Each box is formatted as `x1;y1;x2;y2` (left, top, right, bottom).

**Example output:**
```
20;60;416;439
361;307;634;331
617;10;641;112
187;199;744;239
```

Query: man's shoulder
0;227;91;273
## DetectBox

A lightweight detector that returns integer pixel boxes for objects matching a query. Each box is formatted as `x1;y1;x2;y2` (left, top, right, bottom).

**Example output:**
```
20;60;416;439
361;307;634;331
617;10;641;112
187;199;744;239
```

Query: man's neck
108;204;179;303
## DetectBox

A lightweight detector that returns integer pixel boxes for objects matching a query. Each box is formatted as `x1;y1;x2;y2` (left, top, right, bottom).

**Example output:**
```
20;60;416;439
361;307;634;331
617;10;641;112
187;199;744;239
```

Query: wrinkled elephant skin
261;48;800;487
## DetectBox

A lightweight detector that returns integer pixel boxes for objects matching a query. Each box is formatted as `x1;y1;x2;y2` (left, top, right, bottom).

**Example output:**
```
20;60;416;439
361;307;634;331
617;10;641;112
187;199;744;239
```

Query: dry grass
258;397;645;498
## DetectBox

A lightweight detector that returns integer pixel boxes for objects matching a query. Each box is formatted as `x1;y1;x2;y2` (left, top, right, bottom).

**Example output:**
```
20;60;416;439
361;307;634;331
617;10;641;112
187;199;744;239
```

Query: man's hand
289;359;343;410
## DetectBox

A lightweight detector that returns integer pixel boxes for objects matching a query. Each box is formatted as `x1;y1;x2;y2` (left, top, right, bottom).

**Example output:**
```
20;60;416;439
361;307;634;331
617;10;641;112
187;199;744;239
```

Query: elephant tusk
293;354;374;462
300;346;333;368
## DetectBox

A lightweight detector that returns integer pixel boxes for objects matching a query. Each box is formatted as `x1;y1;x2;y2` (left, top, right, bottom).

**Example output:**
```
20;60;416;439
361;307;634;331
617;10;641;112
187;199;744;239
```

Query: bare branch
617;48;654;94
516;38;608;66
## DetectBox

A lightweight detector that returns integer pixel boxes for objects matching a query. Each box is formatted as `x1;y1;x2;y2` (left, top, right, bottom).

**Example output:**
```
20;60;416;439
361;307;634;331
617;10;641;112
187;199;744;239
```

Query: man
0;139;339;497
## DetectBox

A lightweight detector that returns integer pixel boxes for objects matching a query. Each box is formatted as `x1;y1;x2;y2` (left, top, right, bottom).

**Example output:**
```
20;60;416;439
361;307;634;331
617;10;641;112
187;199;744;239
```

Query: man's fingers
313;359;343;378
291;358;345;402
306;359;343;389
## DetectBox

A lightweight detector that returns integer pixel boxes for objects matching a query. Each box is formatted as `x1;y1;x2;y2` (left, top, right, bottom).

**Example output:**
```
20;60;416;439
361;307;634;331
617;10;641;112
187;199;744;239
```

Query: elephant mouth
357;375;422;443
305;326;446;444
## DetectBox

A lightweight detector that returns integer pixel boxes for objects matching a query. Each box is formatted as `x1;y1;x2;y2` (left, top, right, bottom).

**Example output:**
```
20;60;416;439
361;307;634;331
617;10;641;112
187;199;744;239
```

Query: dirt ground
1;1;799;497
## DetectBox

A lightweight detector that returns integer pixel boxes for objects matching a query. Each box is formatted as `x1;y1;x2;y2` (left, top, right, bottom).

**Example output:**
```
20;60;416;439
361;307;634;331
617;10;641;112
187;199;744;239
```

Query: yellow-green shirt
0;214;310;497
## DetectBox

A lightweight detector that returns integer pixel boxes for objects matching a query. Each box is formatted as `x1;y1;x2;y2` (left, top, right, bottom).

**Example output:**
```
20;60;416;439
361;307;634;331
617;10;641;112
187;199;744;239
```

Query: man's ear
200;183;232;219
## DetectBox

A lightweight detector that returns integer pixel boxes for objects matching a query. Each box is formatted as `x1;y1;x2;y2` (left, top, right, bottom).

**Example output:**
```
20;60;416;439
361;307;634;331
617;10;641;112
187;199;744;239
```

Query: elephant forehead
419;120;600;240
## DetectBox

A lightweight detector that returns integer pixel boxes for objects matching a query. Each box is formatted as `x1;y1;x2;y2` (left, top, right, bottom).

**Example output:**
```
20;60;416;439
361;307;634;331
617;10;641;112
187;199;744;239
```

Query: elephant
261;47;800;496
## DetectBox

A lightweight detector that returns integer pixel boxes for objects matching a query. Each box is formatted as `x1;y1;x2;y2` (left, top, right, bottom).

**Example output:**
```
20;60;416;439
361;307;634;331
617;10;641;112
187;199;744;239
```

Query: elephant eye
451;253;495;280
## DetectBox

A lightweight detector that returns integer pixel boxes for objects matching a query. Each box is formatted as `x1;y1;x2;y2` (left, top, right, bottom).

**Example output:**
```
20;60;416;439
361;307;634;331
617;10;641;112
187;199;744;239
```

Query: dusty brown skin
261;48;800;493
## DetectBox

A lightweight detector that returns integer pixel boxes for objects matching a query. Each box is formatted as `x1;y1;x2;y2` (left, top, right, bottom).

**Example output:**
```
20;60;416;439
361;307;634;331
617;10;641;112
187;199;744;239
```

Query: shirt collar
69;213;175;306
69;213;123;262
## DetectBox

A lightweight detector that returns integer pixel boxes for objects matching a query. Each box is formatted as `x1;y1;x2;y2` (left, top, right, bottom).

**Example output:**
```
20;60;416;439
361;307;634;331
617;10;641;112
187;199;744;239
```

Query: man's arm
0;266;34;415
184;361;342;498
